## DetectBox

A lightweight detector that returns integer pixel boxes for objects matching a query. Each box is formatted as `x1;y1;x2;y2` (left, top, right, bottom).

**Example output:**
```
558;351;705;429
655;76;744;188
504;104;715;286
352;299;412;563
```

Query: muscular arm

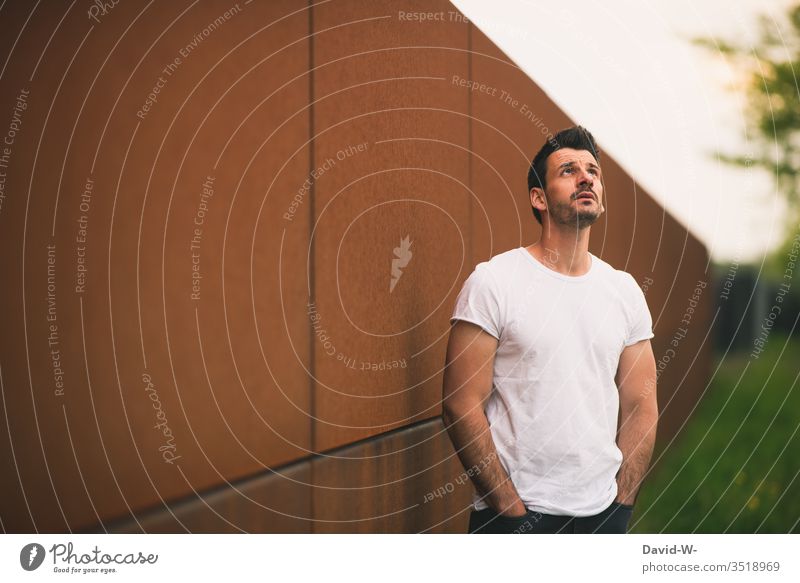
614;339;659;506
441;320;526;517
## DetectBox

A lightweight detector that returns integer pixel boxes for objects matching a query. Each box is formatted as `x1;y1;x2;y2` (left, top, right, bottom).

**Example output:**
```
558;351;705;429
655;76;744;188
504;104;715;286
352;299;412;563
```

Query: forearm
442;406;525;515
615;407;658;505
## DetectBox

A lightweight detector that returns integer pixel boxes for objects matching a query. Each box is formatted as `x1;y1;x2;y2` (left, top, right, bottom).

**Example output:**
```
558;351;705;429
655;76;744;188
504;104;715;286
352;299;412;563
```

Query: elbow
440;408;453;429
639;400;660;432
441;395;483;428
441;400;458;428
620;396;659;424
643;391;660;420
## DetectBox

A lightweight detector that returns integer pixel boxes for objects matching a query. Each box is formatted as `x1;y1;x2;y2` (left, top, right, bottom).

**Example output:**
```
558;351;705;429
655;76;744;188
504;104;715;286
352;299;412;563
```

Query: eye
562;168;573;174
589;168;598;175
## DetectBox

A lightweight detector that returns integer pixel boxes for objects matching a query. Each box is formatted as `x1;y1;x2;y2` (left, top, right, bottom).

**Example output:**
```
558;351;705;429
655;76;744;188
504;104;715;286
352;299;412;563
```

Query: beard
548;196;604;229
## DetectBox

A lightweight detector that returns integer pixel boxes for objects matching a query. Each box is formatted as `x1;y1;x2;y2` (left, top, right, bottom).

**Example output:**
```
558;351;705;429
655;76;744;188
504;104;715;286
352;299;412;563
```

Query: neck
527;221;592;276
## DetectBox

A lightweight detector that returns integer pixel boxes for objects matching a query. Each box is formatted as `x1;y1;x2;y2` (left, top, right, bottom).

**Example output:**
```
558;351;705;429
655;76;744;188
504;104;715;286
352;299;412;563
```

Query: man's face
532;147;605;229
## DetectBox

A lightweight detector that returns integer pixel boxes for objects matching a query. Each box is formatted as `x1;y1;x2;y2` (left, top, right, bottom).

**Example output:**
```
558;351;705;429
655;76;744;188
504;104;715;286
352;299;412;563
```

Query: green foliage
693;4;800;267
631;334;800;533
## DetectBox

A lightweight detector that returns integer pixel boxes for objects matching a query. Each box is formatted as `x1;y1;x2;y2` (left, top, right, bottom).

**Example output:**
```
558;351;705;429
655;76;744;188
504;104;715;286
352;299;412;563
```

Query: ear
530;187;547;214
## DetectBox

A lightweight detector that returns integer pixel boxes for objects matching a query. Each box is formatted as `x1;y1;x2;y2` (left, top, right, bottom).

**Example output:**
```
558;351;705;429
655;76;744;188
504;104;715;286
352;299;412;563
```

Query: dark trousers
468;501;634;534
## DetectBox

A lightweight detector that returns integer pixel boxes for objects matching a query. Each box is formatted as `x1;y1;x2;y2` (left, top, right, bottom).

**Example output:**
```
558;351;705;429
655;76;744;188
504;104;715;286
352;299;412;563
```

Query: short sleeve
450;265;502;340
624;273;654;346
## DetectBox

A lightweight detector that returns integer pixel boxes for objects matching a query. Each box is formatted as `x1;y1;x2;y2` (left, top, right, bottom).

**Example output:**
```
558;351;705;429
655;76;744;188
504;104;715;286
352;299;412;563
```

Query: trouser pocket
469;508;559;534
609;502;634;532
495;510;540;534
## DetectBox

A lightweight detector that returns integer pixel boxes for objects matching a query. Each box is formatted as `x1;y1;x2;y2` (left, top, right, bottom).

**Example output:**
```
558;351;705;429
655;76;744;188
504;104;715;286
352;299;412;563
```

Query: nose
577;167;594;187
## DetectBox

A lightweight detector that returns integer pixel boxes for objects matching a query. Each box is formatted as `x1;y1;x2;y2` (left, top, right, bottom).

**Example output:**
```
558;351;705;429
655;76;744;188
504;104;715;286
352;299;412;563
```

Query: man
442;126;658;534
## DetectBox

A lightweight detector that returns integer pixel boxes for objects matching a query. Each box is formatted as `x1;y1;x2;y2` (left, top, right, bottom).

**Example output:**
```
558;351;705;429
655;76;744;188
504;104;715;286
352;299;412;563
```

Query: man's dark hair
527;126;601;225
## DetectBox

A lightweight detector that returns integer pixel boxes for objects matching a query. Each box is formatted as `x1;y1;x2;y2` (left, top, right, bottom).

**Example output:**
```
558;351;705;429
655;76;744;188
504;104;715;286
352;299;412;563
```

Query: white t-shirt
449;246;654;516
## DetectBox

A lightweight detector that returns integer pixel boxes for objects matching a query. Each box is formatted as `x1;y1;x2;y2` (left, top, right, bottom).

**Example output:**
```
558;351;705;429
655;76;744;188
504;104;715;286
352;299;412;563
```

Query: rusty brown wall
0;0;710;533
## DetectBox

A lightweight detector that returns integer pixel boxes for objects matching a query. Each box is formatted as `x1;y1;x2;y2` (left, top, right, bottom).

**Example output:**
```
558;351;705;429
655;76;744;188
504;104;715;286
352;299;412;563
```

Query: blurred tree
694;4;800;280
